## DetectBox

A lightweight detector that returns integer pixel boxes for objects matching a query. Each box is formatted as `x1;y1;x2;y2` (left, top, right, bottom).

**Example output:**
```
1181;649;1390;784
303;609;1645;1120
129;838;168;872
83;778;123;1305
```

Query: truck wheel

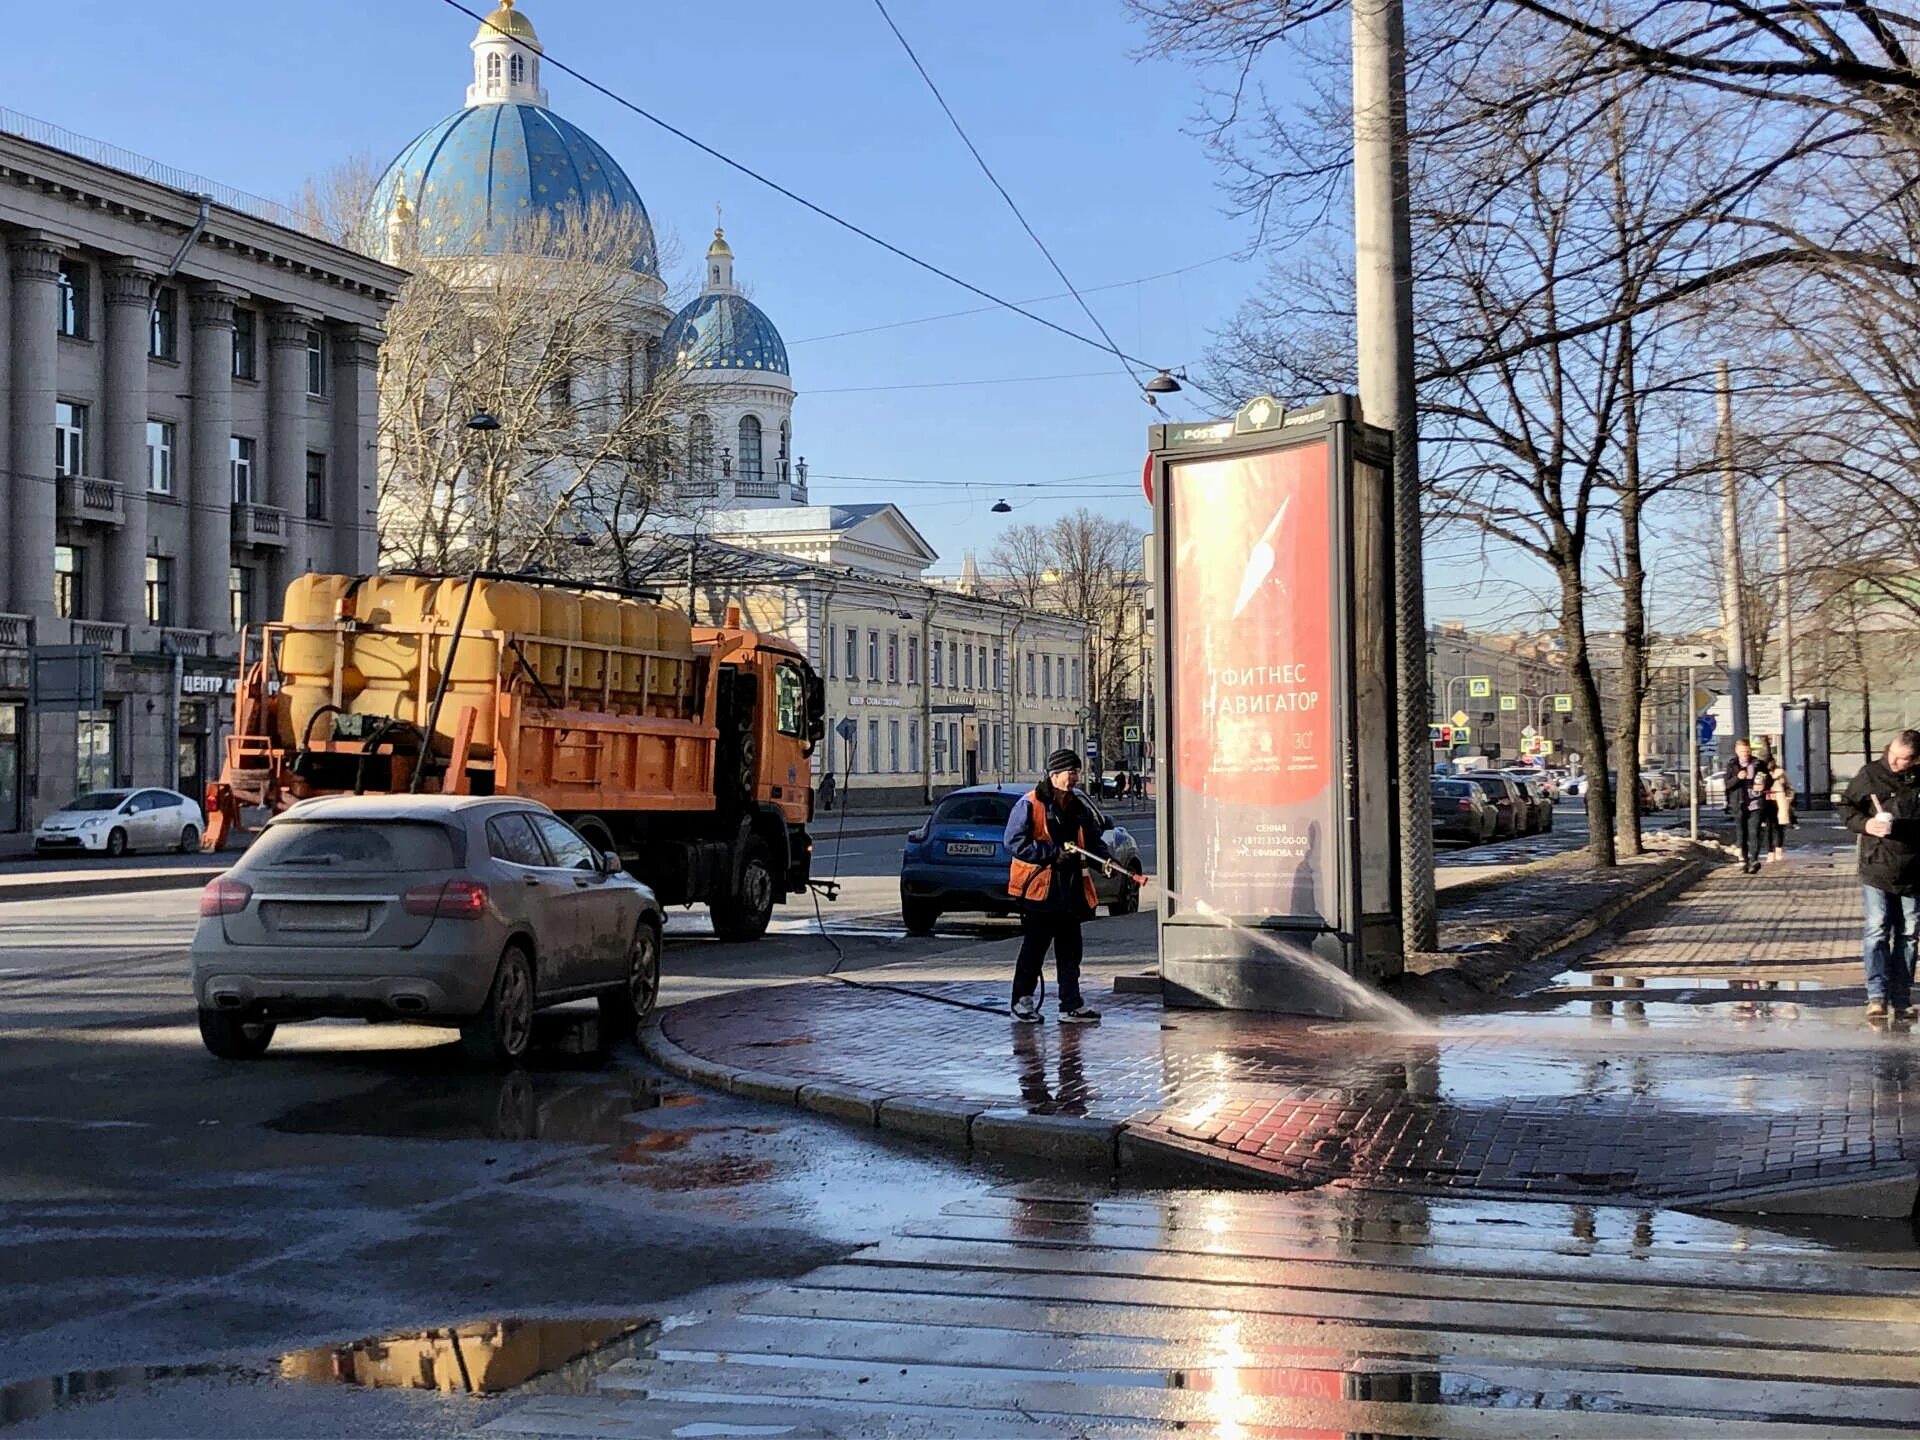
198;1008;275;1060
461;945;534;1068
599;918;661;1042
902;896;939;936
711;840;774;942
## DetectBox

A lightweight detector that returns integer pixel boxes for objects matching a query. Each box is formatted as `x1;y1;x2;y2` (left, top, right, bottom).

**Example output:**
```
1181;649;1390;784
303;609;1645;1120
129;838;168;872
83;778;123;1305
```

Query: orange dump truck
207;572;826;941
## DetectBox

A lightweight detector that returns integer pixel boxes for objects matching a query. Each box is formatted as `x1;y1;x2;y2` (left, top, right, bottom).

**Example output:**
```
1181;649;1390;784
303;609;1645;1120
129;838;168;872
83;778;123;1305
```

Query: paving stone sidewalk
649;838;1920;1215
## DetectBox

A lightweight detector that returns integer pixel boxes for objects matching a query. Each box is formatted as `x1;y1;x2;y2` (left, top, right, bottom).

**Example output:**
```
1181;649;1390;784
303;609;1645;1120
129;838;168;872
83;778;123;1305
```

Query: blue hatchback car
898;783;1145;935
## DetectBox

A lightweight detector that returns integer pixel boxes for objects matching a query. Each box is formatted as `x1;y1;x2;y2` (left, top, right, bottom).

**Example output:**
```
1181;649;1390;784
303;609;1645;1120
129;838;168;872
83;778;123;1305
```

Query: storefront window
0;705;20;833
76;709;115;798
178;701;209;803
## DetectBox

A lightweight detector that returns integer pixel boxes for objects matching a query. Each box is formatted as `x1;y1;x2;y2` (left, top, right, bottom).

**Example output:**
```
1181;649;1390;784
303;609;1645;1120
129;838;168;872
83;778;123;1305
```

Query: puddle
0;1318;649;1425
271;1071;703;1145
1551;970;1833;993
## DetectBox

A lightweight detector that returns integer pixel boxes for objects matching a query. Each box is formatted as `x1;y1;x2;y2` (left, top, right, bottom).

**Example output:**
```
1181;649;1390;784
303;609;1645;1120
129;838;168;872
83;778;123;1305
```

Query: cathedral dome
661;227;789;375
368;104;658;274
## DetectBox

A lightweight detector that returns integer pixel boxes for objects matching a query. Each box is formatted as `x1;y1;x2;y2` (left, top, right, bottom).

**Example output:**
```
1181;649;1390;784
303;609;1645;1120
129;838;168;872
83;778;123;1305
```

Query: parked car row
1431;772;1556;845
33;788;205;856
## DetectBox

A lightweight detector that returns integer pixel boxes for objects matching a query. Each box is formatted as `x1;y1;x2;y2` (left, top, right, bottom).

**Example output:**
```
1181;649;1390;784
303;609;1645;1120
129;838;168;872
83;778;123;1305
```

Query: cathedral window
510;53;525;84
688;413;714;492
738;415;763;485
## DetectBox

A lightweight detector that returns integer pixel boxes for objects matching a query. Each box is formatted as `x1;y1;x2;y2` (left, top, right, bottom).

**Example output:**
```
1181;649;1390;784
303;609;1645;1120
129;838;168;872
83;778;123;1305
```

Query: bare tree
374;199;723;575
989;509;1149;769
291;153;381;256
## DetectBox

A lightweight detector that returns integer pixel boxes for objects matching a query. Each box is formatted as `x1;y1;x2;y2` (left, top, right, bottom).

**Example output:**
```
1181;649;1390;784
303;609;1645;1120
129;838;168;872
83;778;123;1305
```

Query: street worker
1724;738;1772;874
1842;729;1920;1022
1003;748;1108;1025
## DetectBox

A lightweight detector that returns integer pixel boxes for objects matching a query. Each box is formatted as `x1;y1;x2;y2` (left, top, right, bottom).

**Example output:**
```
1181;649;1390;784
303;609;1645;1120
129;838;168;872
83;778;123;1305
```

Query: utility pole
1775;469;1794;701
1353;0;1434;951
1717;361;1750;743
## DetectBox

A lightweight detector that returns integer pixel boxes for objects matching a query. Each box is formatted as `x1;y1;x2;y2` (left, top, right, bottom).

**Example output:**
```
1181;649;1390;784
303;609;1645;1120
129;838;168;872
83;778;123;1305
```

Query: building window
54;545;82;619
76;710;115;796
738;414;763;486
305;328;327;396
888;719;901;773
230;436;256;504
509;51;525;83
486;52;503;86
909;719;920;772
1043;726;1053;759
887;632;899;684
232;307;257;380
907;636;919;684
1026;652;1036;696
965;644;974;690
844;723;857;774
777;419;790;483
993;646;1003;690
950;722;960;774
305;452;328;520
145;555;173;626
146;421;174;495
56;260;87;338
844;625;858;681
867;629;879;680
54;402;87;477
1071;657;1081;698
867;719;880;774
1027;725;1037;772
687;412;714;490
1057;657;1067;697
1043;655;1053;699
229;566;255;630
930;637;942;688
149;286;177;360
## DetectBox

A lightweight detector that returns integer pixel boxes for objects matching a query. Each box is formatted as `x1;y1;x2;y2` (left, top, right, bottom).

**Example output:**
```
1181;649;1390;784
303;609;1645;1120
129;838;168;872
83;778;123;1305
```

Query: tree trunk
1560;563;1616;866
1612;316;1647;858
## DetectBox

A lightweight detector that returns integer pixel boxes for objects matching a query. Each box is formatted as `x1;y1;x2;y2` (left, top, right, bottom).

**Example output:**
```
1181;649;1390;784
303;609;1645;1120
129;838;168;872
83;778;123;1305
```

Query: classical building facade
1426;623;1573;763
691;505;1088;808
0;119;402;844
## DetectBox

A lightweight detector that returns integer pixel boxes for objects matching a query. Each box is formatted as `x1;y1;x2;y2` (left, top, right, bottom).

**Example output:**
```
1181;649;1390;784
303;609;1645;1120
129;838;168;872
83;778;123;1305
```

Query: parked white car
34;788;204;857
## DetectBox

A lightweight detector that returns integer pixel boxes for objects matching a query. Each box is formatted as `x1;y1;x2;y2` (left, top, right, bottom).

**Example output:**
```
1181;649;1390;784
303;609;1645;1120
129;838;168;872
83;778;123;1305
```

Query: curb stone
723;1068;803;1105
970;1109;1121;1166
1674;1163;1920;1221
796;1081;887;1126
638;1022;737;1092
875;1096;981;1146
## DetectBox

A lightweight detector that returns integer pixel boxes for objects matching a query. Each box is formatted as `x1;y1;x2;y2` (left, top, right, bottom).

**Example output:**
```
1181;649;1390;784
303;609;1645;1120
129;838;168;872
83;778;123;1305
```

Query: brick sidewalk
654;838;1919;1213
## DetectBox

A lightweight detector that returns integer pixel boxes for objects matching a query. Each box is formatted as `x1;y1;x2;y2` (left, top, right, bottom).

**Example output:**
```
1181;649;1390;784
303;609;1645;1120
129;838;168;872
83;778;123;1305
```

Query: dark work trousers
1013;910;1085;1011
1736;806;1766;866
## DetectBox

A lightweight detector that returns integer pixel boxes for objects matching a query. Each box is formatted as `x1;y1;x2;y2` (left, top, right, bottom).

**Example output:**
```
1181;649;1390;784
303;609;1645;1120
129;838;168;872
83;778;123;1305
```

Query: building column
329;323;383;573
8;231;66;621
266;307;314;603
186;284;238;636
103;262;157;642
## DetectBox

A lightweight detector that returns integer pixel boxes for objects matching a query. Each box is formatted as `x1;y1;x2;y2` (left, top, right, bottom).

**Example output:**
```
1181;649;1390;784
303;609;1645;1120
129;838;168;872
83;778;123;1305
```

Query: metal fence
0;105;306;233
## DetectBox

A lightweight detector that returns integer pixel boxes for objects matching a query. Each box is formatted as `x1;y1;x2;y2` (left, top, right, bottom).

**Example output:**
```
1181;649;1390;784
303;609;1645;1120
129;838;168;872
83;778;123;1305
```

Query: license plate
944;842;997;857
268;903;370;933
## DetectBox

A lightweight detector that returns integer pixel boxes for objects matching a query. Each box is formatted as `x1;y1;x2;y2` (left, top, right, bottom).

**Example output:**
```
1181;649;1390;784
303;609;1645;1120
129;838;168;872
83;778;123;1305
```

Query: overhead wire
868;0;1142;393
440;0;1230;405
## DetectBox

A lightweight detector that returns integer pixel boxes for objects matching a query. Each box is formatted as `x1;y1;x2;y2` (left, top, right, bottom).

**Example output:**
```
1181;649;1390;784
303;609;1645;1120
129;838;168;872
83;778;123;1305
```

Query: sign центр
1167;441;1334;921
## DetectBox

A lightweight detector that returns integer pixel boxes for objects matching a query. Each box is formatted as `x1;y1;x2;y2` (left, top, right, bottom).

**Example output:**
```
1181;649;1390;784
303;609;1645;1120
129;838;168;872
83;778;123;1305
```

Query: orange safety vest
1007;791;1100;910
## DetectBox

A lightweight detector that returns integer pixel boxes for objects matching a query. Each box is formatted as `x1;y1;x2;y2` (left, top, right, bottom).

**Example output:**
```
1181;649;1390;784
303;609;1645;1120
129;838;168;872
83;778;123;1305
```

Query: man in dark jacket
1002;748;1109;1025
1842;729;1920;1020
1724;739;1773;874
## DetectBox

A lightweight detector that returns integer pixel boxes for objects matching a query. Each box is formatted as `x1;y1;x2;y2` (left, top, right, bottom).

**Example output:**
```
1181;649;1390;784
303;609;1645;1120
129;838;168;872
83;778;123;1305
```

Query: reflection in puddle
271;1071;703;1145
280;1318;643;1395
0;1318;648;1425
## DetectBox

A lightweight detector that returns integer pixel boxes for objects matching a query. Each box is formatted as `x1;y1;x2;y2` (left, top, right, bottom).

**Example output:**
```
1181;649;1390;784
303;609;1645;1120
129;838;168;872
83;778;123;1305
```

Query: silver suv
190;795;662;1066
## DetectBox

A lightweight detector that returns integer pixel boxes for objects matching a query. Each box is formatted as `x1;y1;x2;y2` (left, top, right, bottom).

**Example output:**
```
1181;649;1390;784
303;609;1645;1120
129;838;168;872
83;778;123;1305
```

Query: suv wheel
711;840;774;942
902;895;939;936
599;918;661;1043
462;945;535;1068
198;1008;275;1060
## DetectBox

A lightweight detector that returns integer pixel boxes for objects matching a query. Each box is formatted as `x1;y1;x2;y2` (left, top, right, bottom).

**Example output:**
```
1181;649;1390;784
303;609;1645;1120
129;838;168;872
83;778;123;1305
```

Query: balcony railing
161;627;210;656
56;474;124;527
73;620;126;651
231;501;289;548
0;613;31;649
735;480;781;499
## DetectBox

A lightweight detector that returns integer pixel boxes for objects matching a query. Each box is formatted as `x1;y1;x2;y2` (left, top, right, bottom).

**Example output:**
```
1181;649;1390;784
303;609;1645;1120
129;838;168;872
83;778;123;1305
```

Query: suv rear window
1432;780;1472;797
932;794;1017;827
249;820;459;871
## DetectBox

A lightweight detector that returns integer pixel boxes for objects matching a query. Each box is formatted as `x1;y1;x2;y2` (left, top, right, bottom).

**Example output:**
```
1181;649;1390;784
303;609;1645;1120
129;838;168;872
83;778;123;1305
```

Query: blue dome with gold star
663;291;790;375
368;102;658;275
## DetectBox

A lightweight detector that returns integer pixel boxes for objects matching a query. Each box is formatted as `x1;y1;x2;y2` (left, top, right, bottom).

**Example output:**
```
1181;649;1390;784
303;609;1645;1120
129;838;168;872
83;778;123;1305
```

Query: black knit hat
1045;748;1083;775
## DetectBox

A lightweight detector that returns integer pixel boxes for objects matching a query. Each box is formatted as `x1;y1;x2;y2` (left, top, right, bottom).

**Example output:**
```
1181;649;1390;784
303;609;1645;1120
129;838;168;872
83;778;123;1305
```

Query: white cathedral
365;0;806;510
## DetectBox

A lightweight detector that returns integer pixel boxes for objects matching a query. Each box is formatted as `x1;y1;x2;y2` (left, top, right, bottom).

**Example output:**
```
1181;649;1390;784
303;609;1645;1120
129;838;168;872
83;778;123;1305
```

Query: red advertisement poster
1167;441;1337;921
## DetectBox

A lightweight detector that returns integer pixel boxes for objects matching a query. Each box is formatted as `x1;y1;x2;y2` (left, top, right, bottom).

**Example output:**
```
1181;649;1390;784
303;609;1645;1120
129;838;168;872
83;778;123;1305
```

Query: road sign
1454;725;1472;743
835;717;857;743
1521;725;1537;739
1467;677;1492;698
1697;714;1717;745
1649;642;1717;668
1430;723;1451;747
1553;694;1573;713
1709;693;1785;737
1451;710;1469;727
1086;738;1099;757
1500;694;1518;711
1123;724;1141;743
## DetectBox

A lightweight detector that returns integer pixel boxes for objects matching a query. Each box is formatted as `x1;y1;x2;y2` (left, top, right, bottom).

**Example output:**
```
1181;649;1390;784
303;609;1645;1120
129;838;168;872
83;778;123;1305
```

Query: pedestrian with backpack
1003;748;1108;1025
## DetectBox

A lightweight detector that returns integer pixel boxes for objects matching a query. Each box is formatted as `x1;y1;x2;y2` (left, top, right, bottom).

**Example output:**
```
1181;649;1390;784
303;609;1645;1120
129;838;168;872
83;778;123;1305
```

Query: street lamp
1144;370;1183;395
991;499;1012;514
466;412;501;432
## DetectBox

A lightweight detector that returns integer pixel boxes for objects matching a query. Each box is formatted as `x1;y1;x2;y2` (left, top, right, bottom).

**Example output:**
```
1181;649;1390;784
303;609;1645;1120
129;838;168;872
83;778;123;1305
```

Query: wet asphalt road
0;806;1691;1436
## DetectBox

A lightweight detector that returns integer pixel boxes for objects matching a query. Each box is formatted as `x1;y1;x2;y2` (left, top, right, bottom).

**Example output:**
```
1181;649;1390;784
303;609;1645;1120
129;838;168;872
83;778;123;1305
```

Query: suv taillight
200;878;252;916
1458;797;1475;812
403;879;489;919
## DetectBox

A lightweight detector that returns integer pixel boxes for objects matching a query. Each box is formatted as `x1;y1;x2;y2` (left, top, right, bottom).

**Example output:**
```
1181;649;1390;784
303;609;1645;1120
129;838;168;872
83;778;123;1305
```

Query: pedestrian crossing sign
1468;677;1492;698
1500;695;1518;711
1553;694;1573;712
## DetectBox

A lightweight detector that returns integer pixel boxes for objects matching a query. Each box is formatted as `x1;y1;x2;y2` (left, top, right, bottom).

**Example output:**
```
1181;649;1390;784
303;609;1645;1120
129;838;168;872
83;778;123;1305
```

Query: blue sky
7;0;1263;574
